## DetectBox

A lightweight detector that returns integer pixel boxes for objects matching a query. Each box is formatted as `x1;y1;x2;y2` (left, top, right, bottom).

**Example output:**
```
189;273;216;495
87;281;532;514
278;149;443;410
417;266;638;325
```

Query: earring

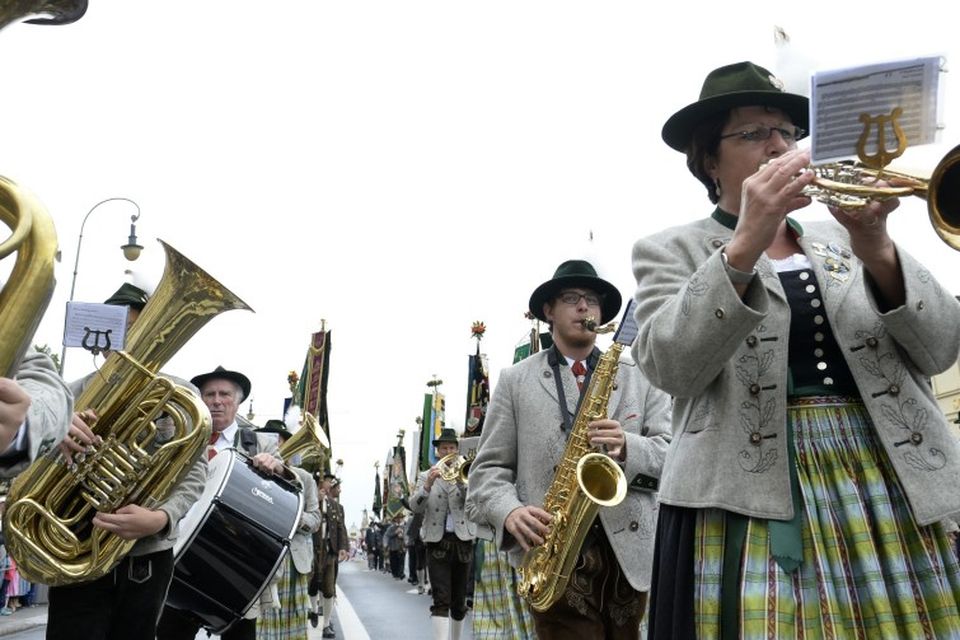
714;178;722;196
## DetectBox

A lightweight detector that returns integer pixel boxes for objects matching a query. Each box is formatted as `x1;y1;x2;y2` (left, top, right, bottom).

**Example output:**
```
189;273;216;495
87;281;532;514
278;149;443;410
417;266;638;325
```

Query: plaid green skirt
256;555;311;640
695;397;960;639
472;538;538;639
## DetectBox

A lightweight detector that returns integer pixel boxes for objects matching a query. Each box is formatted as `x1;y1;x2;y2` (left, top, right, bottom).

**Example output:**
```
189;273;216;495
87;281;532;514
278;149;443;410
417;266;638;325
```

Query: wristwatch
721;249;756;284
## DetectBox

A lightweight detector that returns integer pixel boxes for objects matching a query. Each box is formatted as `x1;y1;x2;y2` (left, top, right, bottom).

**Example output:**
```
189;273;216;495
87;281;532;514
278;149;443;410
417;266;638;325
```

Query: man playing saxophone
466;259;671;639
46;282;208;640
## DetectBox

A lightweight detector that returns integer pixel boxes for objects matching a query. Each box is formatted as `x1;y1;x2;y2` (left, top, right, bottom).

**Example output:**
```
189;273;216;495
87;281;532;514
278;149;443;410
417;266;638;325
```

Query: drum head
172;446;234;559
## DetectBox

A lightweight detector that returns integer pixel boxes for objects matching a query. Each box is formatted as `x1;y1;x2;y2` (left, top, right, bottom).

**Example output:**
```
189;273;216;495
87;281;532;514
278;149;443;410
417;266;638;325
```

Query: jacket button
543;371;552;378
712;239;723;248
749;432;762;445
866;337;879;348
746;335;758;347
888;384;900;395
749;383;761;396
911;431;923;445
629;521;639;531
715;308;725;319
612;382;618;391
917;300;925;311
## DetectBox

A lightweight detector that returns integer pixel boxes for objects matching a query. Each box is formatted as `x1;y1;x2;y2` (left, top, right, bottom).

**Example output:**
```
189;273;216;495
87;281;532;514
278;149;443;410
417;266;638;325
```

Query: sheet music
62;301;128;351
810;56;944;163
613;299;638;346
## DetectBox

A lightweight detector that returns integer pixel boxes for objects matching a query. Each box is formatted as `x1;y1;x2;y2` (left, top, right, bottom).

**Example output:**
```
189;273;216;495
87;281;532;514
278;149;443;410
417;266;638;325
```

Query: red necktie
572;360;587;392
207;432;220;461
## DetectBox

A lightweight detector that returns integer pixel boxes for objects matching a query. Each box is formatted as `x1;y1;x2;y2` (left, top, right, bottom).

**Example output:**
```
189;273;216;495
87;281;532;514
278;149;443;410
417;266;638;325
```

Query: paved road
337;559;474;640
0;559;475;639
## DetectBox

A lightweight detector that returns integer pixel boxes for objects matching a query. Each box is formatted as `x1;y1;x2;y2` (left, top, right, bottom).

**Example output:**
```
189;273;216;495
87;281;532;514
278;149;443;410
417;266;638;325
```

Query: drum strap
237;428;259;457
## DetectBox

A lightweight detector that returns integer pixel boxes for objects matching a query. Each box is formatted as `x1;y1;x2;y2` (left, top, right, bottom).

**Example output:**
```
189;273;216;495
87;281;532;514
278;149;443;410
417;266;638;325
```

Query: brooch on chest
811;242;852;283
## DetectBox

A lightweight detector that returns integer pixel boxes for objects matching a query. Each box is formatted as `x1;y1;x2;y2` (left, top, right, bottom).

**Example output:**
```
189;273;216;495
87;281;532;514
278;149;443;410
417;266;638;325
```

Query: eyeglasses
557;291;601;307
719;125;807;143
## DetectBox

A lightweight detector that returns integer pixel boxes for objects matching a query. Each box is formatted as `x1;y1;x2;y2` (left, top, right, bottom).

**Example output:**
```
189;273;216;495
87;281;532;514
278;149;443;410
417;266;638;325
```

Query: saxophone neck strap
548;345;601;434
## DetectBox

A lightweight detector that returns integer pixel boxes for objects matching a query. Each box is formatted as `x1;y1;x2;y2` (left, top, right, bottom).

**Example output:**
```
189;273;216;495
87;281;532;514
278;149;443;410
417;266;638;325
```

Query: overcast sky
3;1;959;529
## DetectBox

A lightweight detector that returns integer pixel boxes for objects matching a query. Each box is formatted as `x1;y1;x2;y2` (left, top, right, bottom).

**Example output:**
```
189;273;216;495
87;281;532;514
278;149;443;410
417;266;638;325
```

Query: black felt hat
662;61;809;152
432;428;459;447
528;260;621;325
190;366;252;402
104;283;149;311
256;419;292;441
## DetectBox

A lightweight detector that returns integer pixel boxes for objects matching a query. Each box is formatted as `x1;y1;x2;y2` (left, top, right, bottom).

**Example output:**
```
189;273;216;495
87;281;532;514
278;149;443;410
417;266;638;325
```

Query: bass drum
167;448;303;633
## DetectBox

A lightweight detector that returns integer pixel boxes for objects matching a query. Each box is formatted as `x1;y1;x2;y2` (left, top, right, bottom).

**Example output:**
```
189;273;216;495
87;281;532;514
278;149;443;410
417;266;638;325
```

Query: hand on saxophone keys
587;419;626;462
505;505;554;552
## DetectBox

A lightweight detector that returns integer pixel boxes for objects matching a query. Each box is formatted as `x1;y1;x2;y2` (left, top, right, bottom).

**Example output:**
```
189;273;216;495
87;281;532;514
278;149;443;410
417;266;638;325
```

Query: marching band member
466;260;671;640
46;283;207;640
411;428;476;640
255;419;322;640
156;365;283;640
310;474;349;638
633;61;960;639
0;351;71;480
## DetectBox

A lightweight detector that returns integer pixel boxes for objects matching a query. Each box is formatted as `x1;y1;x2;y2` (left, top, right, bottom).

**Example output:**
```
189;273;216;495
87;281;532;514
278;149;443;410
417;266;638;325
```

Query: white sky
3;1;959;530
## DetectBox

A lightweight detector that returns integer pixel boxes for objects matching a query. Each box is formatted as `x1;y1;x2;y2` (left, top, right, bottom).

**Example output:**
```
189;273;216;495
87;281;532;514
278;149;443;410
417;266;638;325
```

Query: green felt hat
662;61;809;152
104;282;149;311
528;260;621;325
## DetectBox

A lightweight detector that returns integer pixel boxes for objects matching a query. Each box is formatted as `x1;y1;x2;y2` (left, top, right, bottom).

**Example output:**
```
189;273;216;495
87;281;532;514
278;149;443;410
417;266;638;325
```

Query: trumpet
436;451;473;484
802;143;960;251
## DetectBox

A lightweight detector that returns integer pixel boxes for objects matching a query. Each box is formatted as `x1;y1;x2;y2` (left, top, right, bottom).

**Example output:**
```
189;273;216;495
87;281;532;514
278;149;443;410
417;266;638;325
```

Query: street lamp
59;197;143;374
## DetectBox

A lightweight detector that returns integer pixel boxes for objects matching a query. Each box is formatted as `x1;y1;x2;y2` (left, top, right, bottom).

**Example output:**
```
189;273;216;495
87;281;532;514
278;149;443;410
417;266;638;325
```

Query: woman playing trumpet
632;61;960;639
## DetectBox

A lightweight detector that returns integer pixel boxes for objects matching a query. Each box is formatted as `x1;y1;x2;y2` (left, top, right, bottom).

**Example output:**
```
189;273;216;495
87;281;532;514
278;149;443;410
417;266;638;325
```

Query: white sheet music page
810;56;945;164
62;301;128;351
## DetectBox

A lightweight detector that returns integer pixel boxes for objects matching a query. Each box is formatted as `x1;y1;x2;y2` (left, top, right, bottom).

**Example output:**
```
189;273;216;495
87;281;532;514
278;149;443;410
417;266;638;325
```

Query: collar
215;421;239;445
711;206;804;237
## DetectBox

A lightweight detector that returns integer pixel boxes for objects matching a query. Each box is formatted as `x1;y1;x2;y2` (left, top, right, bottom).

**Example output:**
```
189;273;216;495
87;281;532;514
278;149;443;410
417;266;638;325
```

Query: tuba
0;177;57;377
517;314;629;612
0;0;87;30
3;240;253;586
279;411;329;466
0;0;86;377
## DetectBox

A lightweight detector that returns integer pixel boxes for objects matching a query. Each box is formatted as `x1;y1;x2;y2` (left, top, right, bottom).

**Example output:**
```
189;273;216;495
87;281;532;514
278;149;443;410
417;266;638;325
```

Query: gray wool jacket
631;215;960;526
465;348;671;591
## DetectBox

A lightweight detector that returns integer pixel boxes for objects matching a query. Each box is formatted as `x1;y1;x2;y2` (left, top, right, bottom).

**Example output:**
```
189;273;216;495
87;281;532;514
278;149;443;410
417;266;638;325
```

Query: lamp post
59;197;144;374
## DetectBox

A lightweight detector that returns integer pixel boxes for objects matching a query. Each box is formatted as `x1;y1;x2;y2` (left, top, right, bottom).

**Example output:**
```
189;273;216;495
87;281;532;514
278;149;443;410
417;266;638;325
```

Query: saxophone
516;318;629;612
3;241;253;586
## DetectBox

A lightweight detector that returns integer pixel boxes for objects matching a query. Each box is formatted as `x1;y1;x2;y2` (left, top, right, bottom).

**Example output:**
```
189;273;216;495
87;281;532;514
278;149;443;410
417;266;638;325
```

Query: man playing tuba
45;282;208;640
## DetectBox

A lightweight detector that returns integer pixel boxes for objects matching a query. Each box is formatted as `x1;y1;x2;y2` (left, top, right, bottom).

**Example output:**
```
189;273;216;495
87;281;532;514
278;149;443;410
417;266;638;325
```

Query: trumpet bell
928;144;960;251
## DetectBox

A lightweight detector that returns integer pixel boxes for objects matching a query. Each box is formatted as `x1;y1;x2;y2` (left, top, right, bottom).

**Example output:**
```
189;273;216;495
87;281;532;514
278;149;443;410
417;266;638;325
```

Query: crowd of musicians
4;60;960;640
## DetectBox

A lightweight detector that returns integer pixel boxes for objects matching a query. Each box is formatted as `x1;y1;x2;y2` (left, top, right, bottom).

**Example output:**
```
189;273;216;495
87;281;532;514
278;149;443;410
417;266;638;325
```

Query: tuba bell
3;240;253;586
279;411;329;467
0;177;57;378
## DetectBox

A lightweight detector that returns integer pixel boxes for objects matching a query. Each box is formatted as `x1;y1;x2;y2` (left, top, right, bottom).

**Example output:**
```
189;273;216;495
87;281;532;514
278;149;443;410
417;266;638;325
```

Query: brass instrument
3;241;253;586
581;316;616;335
0;177;57;377
437;450;474;484
279;411;329;465
803;145;960;251
0;0;85;377
0;0;87;30
517;325;629;612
